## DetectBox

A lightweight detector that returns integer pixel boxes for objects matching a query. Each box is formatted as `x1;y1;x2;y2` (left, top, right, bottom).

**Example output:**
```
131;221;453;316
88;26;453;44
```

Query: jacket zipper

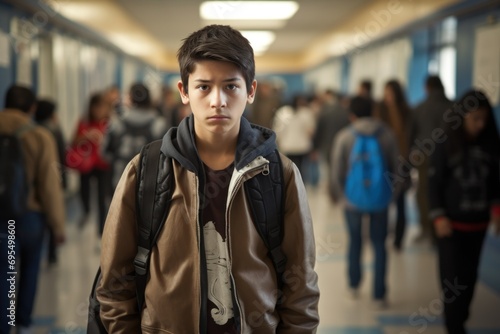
197;169;208;334
225;156;269;333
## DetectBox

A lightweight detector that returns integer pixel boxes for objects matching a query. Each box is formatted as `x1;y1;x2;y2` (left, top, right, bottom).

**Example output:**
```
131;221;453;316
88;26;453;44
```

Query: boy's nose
210;89;227;109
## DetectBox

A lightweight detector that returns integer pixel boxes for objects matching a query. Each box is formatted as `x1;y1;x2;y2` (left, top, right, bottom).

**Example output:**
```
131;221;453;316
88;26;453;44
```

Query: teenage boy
330;96;398;307
96;25;320;333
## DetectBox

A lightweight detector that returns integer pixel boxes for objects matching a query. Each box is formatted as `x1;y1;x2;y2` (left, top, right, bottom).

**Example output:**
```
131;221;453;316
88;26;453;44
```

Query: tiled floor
28;184;500;333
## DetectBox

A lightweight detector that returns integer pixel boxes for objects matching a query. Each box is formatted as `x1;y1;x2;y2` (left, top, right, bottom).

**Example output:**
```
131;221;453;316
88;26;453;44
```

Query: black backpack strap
87;267;107;333
134;139;174;312
244;150;286;293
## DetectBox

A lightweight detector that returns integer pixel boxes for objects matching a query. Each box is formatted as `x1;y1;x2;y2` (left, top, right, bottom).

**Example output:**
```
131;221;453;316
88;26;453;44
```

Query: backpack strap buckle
134;246;150;276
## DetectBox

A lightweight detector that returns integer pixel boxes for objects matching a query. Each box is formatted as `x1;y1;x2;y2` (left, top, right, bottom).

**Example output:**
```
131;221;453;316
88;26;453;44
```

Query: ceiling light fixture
240;30;276;55
200;1;299;20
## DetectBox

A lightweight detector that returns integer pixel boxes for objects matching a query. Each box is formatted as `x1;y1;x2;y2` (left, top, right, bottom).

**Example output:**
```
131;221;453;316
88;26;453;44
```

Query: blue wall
456;7;500;124
257;73;304;103
0;1;159;107
0;3;17;101
407;29;430;107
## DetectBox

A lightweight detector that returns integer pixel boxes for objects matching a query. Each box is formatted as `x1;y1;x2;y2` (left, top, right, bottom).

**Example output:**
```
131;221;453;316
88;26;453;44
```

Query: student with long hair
429;90;500;334
376;79;413;250
69;93;111;236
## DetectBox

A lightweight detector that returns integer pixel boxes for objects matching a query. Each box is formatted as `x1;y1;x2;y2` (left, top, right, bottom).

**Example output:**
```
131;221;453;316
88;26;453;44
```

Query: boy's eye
226;84;238;90
197;85;209;91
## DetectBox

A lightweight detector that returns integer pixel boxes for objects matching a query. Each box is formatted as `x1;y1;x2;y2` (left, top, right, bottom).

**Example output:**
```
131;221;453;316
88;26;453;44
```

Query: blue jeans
344;209;388;300
0;212;45;333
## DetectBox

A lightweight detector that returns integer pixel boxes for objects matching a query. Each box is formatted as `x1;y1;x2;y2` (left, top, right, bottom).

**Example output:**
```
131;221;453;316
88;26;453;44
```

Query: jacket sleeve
428;141;447;221
96;156;141;333
277;158;320;333
35;128;66;237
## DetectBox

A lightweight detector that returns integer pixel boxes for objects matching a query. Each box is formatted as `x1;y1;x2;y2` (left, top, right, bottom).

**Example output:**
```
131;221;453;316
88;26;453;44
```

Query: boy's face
178;60;256;140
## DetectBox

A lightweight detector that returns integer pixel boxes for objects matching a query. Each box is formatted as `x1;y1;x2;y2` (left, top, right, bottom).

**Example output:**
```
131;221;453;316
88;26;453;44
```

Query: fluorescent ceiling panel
240;30;276;55
200;1;299;20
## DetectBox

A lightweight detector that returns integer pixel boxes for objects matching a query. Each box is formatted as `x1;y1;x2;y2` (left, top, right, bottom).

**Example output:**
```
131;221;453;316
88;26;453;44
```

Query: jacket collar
161;115;277;174
1;108;33;120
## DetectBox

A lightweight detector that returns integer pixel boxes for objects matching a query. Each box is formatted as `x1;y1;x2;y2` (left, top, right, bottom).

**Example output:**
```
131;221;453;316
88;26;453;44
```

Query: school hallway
30;184;500;334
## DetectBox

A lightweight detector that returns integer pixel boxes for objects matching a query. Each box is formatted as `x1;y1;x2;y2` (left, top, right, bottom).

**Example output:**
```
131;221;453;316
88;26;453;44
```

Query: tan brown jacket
97;116;319;333
0;109;65;237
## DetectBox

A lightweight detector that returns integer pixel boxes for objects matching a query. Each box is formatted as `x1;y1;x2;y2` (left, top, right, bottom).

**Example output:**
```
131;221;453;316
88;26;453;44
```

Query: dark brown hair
177;25;255;93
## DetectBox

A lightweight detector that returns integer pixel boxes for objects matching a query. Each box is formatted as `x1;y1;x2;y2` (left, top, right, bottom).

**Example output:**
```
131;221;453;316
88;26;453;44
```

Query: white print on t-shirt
204;221;234;325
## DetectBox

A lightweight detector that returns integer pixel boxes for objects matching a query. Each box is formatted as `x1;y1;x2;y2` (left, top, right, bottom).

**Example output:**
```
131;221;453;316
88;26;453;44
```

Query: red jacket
67;119;110;172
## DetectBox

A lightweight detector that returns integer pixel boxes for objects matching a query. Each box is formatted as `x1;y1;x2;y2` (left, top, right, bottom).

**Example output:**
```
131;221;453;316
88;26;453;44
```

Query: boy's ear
247;80;257;104
177;81;190;104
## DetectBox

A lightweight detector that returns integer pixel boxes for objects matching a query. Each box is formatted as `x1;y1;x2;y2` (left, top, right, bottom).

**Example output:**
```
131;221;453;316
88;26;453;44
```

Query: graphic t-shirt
203;163;237;334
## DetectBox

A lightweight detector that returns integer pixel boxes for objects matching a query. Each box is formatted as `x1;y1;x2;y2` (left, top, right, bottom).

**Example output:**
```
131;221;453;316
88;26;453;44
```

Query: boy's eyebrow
193;77;242;83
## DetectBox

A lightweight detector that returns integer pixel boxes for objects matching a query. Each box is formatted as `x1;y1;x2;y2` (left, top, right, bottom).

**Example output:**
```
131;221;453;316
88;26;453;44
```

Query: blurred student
35;99;66;264
0;85;65;334
313;89;349;176
358;79;373;100
103;83;167;190
375;80;413;250
412;76;453;242
273;94;316;178
104;84;122;116
330;96;398;307
67;93;110;236
429;90;500;334
157;86;180;127
250;80;281;129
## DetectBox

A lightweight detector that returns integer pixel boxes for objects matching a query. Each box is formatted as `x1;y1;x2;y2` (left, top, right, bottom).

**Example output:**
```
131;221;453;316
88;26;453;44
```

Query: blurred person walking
330;96;399;307
103;83;168;191
0;85;66;334
412;76;453;242
66;93;111;236
34;99;67;264
250;80;281;129
273;94;316;178
313;89;349;181
157;86;180;127
429;90;500;334
357;79;373;100
375;80;413;251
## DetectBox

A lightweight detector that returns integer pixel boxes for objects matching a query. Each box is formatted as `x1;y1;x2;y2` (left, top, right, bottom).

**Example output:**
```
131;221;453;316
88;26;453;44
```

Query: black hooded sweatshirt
428;138;500;230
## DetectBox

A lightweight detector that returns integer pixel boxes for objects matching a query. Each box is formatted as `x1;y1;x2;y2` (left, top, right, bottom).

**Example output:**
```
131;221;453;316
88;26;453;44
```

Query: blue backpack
345;127;392;212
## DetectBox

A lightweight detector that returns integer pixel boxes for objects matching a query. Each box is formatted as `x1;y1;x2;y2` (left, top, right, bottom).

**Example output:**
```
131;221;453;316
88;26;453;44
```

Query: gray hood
329;117;400;205
351;117;385;136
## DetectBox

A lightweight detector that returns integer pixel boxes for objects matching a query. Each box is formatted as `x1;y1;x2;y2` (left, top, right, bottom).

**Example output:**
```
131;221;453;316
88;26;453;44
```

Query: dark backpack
87;140;286;333
0;123;35;218
344;127;392;212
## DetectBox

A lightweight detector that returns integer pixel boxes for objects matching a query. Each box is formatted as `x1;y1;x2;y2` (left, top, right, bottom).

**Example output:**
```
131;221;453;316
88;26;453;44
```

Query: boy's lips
208;115;230;119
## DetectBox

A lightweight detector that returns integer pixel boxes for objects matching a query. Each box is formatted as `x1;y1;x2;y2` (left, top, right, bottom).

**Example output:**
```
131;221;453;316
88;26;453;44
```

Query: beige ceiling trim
54;0;176;70
255;53;305;73
53;0;461;73
299;0;461;68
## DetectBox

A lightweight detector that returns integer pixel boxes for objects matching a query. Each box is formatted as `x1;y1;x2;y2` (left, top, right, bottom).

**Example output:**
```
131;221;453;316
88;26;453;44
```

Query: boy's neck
196;132;238;171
